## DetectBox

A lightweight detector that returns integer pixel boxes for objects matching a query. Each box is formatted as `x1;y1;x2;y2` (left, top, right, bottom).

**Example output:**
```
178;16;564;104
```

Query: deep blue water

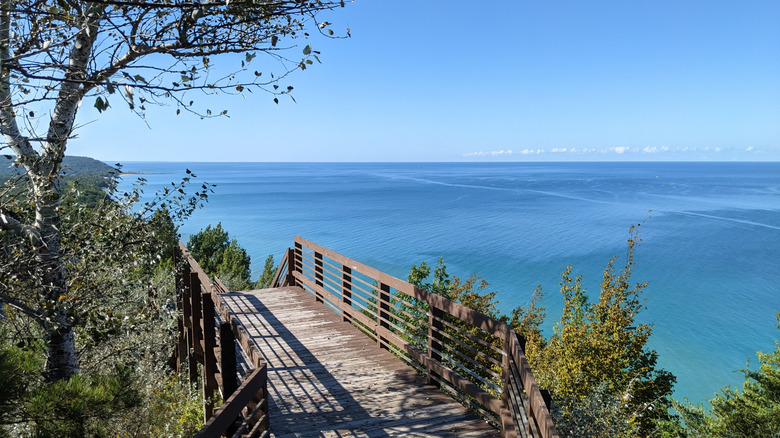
116;161;780;404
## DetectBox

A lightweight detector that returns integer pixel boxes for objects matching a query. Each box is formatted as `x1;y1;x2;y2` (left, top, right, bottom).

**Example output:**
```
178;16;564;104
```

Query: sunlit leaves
514;224;677;436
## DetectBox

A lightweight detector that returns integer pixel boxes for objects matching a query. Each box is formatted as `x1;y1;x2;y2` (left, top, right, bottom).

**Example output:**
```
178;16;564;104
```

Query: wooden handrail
176;242;270;438
270;247;292;288
194;367;268;438
282;236;559;438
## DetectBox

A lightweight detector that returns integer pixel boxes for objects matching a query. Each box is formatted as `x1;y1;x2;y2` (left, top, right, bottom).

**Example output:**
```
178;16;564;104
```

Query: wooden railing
272;236;559;438
174;243;270;438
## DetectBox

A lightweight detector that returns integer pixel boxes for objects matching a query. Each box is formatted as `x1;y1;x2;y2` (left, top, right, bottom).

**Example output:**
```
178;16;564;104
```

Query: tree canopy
187;222;277;291
0;0;350;381
676;313;780;437
514;226;676;437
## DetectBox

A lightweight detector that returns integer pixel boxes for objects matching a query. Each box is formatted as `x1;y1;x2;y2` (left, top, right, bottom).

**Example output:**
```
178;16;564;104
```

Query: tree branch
0;209;42;243
0;294;46;326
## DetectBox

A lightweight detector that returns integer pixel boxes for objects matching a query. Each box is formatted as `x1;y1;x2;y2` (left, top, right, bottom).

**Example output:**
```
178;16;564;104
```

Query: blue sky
69;0;780;162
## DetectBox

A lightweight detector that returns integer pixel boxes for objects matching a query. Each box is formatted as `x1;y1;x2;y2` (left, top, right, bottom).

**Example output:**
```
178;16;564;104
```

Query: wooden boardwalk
220;286;500;438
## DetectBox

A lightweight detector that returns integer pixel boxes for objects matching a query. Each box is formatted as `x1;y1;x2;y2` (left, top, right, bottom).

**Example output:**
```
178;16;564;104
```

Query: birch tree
0;0;349;381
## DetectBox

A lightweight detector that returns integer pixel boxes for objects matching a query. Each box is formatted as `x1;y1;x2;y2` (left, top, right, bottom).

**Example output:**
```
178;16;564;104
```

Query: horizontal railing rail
273;236;558;438
176;243;270;438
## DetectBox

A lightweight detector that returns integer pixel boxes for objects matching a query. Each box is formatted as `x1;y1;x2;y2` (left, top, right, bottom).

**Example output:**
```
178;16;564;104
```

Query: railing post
219;322;238;398
202;292;218;420
219;321;240;437
284;247;296;287
342;265;352;322
314;252;324;303
378;283;391;350
257;365;270;433
500;328;517;438
427;303;444;386
190;272;203;360
289;242;303;286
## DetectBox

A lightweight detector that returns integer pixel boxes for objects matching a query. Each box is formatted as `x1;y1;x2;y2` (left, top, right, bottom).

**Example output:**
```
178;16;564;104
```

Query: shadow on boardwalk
221;287;498;438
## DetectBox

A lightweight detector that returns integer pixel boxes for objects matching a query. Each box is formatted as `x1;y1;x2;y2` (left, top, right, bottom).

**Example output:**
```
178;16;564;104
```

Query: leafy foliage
408;259;507;411
187;223;253;291
675;313;780;438
512;225;677;437
186;223;277;291
405;226;678;436
256;254;278;289
1;173;209;435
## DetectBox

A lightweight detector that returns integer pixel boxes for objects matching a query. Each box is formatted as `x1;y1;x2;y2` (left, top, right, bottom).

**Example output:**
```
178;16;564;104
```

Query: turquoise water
117;161;780;404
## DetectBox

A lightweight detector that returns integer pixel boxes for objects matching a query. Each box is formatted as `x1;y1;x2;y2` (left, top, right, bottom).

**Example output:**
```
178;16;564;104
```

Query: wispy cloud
463;148;545;157
642;146;670;154
464;145;759;159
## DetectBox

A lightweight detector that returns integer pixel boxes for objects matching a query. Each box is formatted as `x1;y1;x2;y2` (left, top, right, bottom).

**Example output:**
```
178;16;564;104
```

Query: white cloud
640;146;668;154
463;149;520;157
746;146;756;152
612;146;629;154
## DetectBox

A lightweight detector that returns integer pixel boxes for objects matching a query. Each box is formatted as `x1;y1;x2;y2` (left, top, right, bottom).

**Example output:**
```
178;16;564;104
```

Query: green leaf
303;44;311;55
94;97;109;113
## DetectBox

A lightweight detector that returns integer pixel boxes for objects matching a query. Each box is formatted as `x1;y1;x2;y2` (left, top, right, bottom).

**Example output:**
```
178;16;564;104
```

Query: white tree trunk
0;2;105;381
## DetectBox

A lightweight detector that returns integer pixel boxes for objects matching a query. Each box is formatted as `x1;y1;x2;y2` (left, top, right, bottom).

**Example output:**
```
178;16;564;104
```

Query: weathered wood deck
220;286;500;438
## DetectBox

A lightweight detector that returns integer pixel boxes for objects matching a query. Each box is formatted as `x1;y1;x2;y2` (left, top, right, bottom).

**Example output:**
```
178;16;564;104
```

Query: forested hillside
0;155;117;177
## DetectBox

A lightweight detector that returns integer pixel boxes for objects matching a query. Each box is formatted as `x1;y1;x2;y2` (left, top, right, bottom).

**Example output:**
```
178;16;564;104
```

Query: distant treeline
1;156;119;208
0;155;118;178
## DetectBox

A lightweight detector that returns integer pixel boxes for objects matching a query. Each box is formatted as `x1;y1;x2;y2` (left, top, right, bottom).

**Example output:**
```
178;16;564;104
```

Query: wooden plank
221;286;500;438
